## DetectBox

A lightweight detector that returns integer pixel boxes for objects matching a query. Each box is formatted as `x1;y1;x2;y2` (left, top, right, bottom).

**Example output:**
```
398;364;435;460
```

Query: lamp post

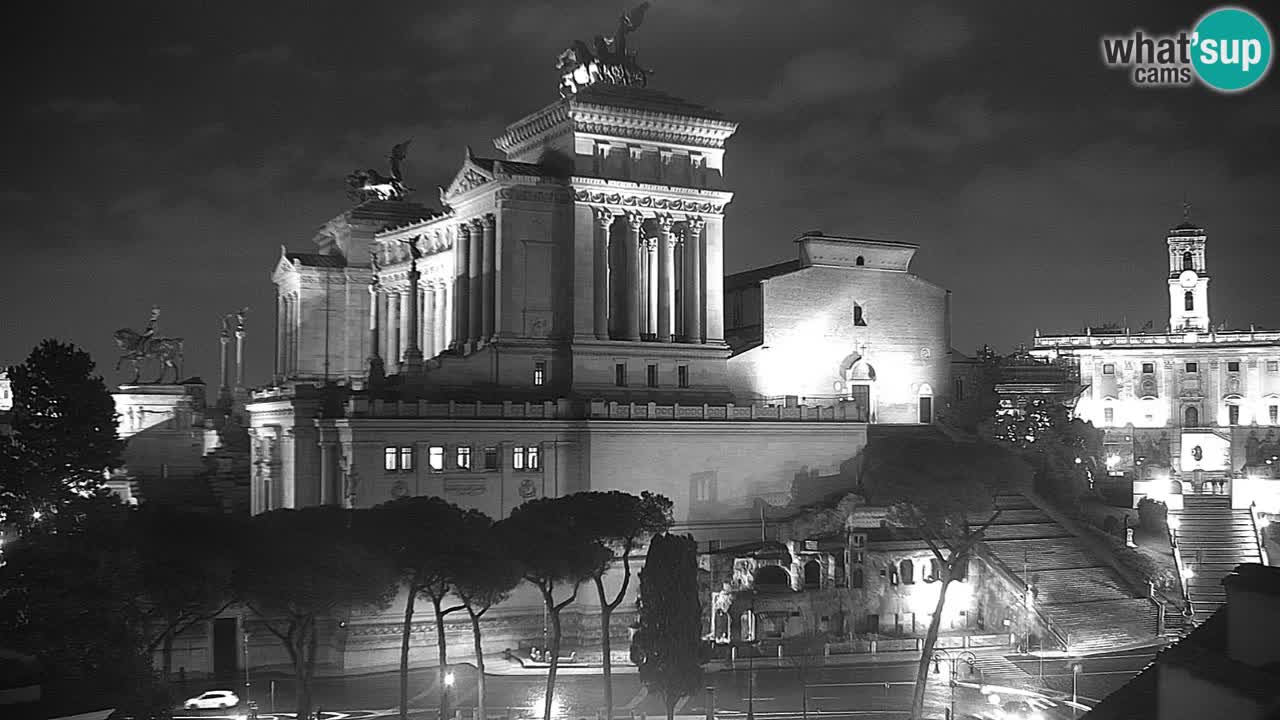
931;649;978;720
242;627;251;704
1071;662;1083;718
443;668;456;720
746;595;756;720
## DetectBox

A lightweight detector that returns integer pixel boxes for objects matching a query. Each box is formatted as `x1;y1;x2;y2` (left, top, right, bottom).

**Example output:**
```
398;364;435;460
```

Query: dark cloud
2;0;1278;386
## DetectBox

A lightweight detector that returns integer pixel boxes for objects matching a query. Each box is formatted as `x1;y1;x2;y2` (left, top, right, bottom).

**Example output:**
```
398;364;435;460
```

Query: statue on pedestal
557;3;653;97
347;139;413;202
113;306;185;384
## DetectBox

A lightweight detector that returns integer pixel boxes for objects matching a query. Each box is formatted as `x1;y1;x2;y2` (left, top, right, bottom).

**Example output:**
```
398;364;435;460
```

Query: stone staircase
980;495;1159;653
1173;493;1264;622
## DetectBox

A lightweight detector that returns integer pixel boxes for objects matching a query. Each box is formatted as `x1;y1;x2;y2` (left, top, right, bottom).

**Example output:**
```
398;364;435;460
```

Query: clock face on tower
1179;270;1198;288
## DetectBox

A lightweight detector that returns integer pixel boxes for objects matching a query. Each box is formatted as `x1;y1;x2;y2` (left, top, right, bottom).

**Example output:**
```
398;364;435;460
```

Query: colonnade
369;214;496;371
593;209;708;343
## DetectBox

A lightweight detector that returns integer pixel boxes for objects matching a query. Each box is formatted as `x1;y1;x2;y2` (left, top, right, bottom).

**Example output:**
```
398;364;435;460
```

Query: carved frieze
573;189;725;214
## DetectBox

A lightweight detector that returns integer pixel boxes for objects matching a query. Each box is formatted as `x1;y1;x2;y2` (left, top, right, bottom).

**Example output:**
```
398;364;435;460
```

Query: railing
1170;522;1194;620
976;549;1071;651
587;399;868;422
347;398;565;419
1250;502;1270;566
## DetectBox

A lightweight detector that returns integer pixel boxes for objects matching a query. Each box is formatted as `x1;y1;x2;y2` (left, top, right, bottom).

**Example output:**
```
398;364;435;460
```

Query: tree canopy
633;533;704;720
1;340;123;527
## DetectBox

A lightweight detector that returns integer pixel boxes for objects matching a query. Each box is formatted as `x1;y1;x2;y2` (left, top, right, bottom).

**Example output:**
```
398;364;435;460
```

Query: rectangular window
1271;405;1278;424
398;446;414;471
1229;405;1240;426
526;445;540;470
953;378;965;401
1185;362;1198;373
678;365;689;388
483;446;499;470
456;446;472;470
514;446;539;471
646;364;658;387
1102;363;1115;375
1268;360;1279;373
533;361;546;386
1228;361;1241;373
1104;408;1115;424
384;447;398;472
428;446;445;472
615;362;627;387
1142;362;1155;374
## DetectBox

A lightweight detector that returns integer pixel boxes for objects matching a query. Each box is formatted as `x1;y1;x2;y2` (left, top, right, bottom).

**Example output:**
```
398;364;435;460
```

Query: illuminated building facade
1032;218;1280;513
241;28;955;674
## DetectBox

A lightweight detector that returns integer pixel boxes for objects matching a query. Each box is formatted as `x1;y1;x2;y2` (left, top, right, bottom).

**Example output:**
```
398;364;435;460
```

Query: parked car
998;699;1045;720
183;690;240;710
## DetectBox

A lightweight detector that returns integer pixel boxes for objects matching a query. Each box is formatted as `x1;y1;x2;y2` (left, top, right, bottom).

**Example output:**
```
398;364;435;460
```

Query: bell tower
1166;203;1210;332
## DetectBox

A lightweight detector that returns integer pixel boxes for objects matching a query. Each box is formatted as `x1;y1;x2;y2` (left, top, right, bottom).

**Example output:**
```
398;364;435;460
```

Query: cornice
570;177;733;216
568;102;738;149
494;101;572;155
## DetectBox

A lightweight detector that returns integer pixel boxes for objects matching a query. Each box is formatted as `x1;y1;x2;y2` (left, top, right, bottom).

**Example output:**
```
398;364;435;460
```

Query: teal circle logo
1192;7;1273;92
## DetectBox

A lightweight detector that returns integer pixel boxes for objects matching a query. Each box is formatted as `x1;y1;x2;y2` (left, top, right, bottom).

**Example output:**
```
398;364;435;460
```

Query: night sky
3;1;1278;388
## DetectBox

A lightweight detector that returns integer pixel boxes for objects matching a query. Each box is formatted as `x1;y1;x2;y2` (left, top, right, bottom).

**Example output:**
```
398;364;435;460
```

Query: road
176;648;1154;720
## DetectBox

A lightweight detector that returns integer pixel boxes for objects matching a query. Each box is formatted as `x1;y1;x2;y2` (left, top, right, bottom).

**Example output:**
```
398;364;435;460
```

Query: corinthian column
481;214;496;342
454;224;470;351
468;218;483;345
657;215;676;342
387;291;401;368
593;208;613;340
645;238;658;337
624;212;643;342
683;217;705;343
402;256;424;375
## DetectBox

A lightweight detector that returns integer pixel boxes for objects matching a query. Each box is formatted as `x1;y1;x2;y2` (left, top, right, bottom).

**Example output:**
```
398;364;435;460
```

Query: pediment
272;247;298;282
441;153;495;202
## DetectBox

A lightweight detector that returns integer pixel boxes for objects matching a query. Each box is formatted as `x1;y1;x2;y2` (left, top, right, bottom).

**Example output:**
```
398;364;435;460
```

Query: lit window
1142;362;1155;374
456;446;472;470
1104;408;1114;425
483;446;499;470
1268;360;1279;373
1228;405;1240;426
385;447;398;471
678;365;689;388
533;360;546;386
1228;361;1240;373
646;364;658;387
615;362;627;387
399;446;414;471
513;445;540;471
1185;362;1198;373
1102;363;1115;375
428;446;445;472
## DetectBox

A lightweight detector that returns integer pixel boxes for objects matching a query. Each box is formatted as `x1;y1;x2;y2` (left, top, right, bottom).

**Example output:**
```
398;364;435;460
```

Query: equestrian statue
113;306;185;384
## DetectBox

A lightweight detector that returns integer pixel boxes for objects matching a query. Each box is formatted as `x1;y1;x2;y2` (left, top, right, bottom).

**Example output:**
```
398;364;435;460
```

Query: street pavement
173;647;1156;720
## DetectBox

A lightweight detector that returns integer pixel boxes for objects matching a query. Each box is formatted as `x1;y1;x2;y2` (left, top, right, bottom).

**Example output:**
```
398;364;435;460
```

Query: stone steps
981;523;1074;541
1171;504;1263;623
1027;567;1135;605
1039;599;1159;652
985;538;1105;572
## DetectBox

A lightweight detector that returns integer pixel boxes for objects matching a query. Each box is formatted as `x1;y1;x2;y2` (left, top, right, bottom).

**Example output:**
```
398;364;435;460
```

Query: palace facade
1031;218;1280;513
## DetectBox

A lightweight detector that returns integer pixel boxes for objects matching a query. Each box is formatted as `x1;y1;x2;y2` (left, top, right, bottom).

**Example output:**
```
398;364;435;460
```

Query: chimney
1224;563;1280;667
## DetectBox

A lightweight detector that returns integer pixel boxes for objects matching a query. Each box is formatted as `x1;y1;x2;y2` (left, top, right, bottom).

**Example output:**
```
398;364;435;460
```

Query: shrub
1137;498;1168;533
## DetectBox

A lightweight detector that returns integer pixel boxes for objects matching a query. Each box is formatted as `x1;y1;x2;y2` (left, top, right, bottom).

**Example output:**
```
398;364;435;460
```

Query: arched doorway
755;564;790;591
839;352;877;422
803;560;821;588
1184;405;1199;427
713;609;730;640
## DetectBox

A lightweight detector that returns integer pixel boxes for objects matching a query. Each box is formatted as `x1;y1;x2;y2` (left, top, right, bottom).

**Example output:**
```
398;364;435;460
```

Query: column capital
656;213;677;234
593;206;616;229
469;217;485;231
626;210;646;231
685;215;706;234
482;213;496;229
458;221;473;237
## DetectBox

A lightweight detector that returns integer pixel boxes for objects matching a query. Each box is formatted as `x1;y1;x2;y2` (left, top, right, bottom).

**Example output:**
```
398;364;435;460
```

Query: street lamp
1071;662;1083;719
242;627;251;704
931;649;977;720
443;667;456;720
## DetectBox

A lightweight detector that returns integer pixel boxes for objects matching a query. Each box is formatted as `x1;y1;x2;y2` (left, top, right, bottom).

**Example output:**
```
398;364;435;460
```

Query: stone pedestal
113;383;208;481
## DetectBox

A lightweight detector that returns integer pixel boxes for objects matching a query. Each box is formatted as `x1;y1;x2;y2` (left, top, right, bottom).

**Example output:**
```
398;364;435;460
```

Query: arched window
755;565;790;590
1184;291;1194;311
803;559;822;588
899;559;915;585
1184;405;1199;427
1169;480;1183;495
851;567;864;589
926;558;941;582
1183;251;1194;270
856;255;865;266
853;304;867;326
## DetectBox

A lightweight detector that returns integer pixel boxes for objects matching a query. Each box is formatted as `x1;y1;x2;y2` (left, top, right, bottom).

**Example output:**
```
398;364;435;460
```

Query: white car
184;690;241;710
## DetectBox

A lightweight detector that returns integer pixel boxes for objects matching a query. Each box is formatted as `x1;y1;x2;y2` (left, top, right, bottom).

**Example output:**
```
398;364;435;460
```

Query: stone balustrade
586;400;867;421
334;397;870;421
